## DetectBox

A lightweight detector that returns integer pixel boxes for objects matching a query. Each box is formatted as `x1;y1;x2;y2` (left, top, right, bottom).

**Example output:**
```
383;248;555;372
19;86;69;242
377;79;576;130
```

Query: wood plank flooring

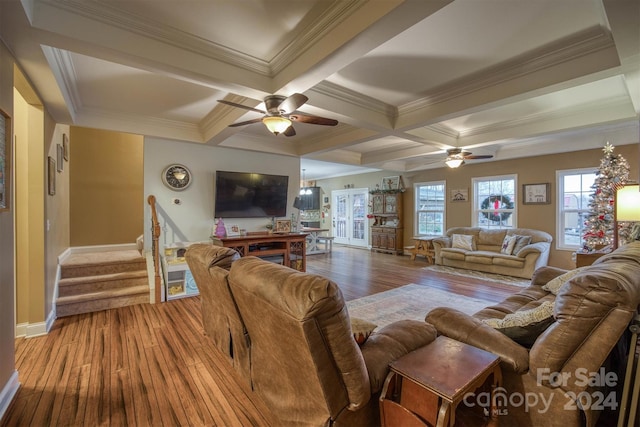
1;246;518;427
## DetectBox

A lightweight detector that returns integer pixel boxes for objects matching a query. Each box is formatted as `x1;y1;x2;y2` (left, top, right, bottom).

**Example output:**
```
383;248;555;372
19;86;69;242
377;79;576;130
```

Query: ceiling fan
217;93;338;137
444;148;493;168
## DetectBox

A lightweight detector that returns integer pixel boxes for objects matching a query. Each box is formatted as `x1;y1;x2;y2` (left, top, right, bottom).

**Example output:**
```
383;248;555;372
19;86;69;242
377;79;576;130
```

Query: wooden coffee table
380;336;502;427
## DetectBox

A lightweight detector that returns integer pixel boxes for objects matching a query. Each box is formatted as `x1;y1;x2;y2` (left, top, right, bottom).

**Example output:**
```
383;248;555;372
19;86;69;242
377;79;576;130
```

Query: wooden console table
211;233;308;272
380;336;502;427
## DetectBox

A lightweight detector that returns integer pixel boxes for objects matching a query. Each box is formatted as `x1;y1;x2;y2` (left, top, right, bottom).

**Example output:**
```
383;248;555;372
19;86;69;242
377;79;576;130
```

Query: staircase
57;249;150;317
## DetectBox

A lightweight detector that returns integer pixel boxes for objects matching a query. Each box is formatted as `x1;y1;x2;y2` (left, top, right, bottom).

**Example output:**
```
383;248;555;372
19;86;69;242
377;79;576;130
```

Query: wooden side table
380;336;502;427
409;236;436;263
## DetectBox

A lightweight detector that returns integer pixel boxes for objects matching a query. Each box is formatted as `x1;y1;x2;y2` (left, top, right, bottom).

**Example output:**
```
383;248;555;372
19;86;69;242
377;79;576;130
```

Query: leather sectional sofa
432;227;552;279
427;241;640;426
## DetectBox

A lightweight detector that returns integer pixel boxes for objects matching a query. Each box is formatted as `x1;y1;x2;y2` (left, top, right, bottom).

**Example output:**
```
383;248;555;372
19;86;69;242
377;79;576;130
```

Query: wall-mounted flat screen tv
214;170;289;218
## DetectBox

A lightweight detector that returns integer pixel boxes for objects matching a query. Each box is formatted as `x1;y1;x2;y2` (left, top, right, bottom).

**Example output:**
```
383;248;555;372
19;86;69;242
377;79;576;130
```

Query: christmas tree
582;142;631;250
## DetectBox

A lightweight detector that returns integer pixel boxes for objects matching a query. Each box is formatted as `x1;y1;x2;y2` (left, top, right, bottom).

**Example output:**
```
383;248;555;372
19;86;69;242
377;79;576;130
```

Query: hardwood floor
1;246;517;427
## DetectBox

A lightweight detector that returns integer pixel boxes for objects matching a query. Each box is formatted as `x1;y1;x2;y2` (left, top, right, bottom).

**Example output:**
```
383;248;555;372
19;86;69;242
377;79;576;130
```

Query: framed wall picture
382;176;401;190
48;156;56;196
450;188;468;202
63;133;69;161
0;109;11;211
275;219;291;233
56;144;64;172
523;183;550;205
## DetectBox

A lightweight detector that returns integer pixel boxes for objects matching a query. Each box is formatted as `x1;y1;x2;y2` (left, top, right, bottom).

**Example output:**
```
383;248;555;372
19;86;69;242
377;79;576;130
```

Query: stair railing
147;195;162;303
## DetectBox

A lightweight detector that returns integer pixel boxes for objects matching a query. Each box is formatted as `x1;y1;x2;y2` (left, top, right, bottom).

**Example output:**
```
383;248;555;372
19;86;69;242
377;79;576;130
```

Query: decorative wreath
480;195;514;223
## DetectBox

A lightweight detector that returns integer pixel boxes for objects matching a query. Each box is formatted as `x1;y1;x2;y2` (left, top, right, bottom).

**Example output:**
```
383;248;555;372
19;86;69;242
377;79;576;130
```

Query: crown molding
42;46;82;117
399;26;617;116
310;81;397;118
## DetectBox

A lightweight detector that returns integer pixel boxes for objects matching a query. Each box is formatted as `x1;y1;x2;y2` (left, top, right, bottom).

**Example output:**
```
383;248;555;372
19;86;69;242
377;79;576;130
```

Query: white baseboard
0;370;19;420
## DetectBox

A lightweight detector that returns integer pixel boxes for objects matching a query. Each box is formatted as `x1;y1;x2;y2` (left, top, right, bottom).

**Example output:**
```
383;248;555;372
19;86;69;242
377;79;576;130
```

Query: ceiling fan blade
228;118;264;127
464;155;494;159
278;93;308;114
284;125;296;137
289;114;338;126
217;99;266;114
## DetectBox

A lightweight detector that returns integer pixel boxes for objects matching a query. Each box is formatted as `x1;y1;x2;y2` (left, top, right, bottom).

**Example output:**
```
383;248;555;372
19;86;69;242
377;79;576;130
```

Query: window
473;175;516;229
556;168;597;250
414;181;445;236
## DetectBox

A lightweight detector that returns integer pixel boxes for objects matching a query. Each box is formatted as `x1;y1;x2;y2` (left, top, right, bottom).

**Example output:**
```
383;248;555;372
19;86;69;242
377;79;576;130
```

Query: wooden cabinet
211;233;307;271
370;191;403;255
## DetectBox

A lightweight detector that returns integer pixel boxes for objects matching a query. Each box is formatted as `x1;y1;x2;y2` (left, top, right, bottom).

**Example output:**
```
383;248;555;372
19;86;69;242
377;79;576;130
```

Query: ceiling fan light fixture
445;158;464;168
262;116;291;135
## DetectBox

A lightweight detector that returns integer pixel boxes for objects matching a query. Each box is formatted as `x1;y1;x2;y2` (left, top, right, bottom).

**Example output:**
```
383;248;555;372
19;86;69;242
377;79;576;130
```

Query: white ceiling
1;0;638;180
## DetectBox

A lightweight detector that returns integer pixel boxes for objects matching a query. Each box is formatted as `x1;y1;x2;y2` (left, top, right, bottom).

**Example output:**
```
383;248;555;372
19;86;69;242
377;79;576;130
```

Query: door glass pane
335;194;347;239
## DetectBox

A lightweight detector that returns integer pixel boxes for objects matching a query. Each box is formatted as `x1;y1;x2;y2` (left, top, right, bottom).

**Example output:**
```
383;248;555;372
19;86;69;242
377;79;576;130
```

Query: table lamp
614;184;640;248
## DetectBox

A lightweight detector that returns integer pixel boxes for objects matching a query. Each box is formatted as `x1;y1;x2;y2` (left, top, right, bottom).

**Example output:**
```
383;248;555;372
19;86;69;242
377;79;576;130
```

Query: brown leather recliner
184;243;250;381
227;256;438;427
427;241;640;426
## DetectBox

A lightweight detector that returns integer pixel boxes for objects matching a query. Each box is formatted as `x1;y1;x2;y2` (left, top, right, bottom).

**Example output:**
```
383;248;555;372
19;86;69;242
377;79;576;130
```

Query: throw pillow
350;317;377;345
500;235;517;255
452;234;476;251
511;235;532;255
542;267;589;295
482;301;555;347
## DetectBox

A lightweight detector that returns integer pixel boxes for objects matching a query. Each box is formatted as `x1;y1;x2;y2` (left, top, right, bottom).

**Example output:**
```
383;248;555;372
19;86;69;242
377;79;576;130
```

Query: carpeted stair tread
61;250;146;279
59;270;148;286
57;284;150;305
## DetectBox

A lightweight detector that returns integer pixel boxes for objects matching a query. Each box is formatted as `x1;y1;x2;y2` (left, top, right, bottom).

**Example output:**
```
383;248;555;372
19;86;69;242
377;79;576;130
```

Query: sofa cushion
440;248;467;260
493;255;525;268
542;267;589;295
465;252;494;265
478;229;507;246
452;234;476;251
500;235;517;254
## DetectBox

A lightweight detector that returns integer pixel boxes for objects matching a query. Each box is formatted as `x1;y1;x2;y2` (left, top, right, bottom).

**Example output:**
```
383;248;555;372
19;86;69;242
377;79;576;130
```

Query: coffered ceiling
1;0;638;179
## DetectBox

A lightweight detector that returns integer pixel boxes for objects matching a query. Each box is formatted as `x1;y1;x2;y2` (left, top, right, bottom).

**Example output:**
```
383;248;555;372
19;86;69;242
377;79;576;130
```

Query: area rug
346;284;490;329
423;265;530;287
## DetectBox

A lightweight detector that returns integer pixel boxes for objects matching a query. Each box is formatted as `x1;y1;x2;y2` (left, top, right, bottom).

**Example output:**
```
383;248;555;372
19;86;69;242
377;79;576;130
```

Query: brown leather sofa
186;245;437;426
432;227;552;279
426;241;640;426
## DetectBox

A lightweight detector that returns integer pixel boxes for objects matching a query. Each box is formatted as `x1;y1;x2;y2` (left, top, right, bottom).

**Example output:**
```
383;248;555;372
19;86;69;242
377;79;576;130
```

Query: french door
332;188;369;247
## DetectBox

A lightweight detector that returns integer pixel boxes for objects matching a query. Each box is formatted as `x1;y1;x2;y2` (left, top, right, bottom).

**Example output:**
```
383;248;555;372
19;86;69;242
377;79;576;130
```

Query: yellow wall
70;127;144;246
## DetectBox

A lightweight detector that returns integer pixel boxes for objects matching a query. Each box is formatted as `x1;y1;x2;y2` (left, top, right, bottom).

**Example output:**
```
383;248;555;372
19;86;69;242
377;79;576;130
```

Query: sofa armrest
530;266;569;287
514;241;548;258
360;320;437;393
426;307;530;373
432;237;451;264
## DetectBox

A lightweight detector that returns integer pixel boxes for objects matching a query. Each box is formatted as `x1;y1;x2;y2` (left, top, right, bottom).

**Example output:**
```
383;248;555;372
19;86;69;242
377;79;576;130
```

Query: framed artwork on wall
48;157;56;196
57;144;64;172
63;133;69;161
0;109;11;211
450;188;468;202
523;183;550;205
381;176;401;190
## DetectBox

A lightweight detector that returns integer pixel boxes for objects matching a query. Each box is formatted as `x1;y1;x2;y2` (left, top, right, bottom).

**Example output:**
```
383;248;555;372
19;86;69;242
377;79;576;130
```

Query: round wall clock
162;164;192;191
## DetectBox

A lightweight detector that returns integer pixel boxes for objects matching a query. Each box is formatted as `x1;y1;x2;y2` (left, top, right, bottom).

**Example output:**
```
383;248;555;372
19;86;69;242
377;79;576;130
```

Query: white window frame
413;180;446;236
556;168;597;251
472;174;517;229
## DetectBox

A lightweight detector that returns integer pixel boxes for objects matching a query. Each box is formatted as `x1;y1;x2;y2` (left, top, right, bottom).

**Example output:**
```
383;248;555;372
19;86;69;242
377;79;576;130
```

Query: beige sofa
432;227;552;279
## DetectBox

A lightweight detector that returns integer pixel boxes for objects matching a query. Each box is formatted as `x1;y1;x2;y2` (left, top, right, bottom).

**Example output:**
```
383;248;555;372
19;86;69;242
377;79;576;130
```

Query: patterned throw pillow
483;301;555;347
542;267;589;295
511;235;532;255
500;235;517;254
452;234;476;251
350;317;377;345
